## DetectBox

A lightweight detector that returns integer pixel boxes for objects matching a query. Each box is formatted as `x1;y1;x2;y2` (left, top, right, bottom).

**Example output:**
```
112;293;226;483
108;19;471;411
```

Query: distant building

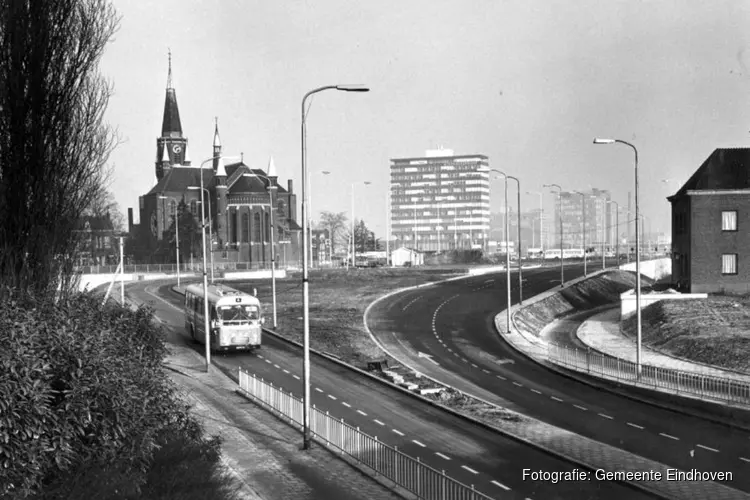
391;246;424;267
390;148;490;252
552;189;612;251
129;57;302;266
668;148;750;293
73;214;118;266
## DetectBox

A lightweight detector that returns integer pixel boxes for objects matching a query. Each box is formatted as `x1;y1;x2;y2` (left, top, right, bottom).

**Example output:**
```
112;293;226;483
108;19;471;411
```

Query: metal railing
545;341;750;407
238;369;495;500
75;261;283;274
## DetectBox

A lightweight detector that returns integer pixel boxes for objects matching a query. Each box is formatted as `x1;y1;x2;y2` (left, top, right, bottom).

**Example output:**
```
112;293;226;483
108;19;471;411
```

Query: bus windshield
218;304;260;322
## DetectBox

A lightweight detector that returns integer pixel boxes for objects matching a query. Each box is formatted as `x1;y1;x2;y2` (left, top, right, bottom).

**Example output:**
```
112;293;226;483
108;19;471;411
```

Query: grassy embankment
1;292;243;500
622;296;750;373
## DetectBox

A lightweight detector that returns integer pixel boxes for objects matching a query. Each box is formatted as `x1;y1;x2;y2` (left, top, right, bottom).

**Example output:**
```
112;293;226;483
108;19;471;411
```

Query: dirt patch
515;270;654;337
622;296;750;373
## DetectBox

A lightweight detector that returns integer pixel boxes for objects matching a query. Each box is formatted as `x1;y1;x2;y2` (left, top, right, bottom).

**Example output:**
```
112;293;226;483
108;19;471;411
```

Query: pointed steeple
183;143;191;166
267;156;278;188
162;49;183;138
216;156;227;178
161;144;169;163
212;117;222;171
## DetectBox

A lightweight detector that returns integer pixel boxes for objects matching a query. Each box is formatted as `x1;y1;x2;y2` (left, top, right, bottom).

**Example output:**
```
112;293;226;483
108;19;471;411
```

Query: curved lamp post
301;84;369;450
594;137;642;378
543;183;564;287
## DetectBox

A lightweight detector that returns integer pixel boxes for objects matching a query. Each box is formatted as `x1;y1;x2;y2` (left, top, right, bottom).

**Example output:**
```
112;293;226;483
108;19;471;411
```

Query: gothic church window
253;213;261;241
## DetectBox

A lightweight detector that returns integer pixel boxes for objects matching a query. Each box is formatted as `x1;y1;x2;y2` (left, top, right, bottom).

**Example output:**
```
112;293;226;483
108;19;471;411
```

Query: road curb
498;273;750;432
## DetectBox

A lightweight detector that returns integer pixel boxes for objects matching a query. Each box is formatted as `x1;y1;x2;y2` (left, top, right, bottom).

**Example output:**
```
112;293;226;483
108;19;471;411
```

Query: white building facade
390;149;490;252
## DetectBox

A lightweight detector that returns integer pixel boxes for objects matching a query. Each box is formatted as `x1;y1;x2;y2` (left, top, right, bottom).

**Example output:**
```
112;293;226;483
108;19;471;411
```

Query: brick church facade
128;60;302;267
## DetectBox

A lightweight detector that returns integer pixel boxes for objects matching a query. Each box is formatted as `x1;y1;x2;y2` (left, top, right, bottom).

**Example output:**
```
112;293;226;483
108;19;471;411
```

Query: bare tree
0;0;120;298
319;210;348;254
86;185;125;232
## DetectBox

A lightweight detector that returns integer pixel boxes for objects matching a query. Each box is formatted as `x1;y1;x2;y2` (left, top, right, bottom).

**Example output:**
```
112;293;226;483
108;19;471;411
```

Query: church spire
212;117;222;171
161;49;183;138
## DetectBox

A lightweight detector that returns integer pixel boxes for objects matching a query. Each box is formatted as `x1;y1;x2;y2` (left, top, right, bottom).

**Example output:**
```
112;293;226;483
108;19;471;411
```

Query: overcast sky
101;0;750;237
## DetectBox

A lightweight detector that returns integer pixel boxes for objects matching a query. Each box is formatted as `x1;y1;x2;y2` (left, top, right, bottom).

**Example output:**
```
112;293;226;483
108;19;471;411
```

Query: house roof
668;148;750;202
146;166;213;196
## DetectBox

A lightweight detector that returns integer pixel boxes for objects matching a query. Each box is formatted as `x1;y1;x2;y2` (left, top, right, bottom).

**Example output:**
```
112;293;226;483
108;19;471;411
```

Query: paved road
129;280;653;500
366;266;750;494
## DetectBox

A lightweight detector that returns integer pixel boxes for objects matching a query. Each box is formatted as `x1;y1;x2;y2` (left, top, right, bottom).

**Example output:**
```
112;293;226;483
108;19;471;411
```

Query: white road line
740;457;750;463
512;382;523;387
314;387;324;393
598;413;614;420
393;429;405;436
265;359;272;364
274;364;281;369
413;440;426;447
627;422;644;429
659;432;679;440
551;396;563;402
471;363;478;368
258;355;264;359
342;402;351;408
293;375;301;380
282;369;290;374
374;419;385;426
574;405;588;411
357;410;367;416
461;465;479;474
328;394;337;400
491;480;511;490
697;444;719;453
496;375;506;380
531;389;542;395
435;452;451;460
482;369;490;374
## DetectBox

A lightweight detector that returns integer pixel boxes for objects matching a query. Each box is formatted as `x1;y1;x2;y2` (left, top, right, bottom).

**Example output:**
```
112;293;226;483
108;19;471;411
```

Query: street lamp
543;183;564;287
197;155;222;373
243;168;279;329
507;175;523;304
188;186;215;284
489;169;512;333
593;137;642;377
301;84;369;450
573;190;588;277
350;180;372;268
607;200;620;267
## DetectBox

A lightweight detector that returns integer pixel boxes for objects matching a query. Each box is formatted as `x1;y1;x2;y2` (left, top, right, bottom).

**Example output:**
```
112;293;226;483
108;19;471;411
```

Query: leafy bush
0;290;200;499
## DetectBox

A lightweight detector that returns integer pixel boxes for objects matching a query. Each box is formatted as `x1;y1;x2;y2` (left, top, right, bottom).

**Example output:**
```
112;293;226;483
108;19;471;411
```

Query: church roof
224;162;288;194
146;166;213;196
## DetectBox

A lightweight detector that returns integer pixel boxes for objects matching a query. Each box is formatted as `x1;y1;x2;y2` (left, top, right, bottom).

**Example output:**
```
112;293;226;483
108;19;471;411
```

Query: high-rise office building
390;149;490;252
553;189;612;250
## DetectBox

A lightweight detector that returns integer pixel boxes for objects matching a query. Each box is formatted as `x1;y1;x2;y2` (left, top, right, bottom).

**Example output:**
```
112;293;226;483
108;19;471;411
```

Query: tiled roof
146;166;213;195
668;148;750;201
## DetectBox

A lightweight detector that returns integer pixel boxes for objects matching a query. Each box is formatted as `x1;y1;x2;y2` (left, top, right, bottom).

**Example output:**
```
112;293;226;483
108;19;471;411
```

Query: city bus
184;283;264;352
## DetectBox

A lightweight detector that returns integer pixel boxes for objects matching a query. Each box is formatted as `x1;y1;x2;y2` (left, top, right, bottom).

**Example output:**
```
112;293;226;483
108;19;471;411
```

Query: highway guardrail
238;369;495;500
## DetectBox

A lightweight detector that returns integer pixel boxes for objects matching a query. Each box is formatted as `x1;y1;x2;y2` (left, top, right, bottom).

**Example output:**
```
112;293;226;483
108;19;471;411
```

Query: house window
253;213;261;241
722;210;738;231
722;254;738;275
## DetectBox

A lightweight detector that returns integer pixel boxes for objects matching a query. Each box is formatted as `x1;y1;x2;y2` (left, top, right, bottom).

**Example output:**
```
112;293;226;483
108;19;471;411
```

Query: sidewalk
162;325;403;500
577;307;750;383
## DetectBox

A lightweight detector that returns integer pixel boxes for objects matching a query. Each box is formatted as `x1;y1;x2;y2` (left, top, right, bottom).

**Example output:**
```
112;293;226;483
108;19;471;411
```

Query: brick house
667;148;750;293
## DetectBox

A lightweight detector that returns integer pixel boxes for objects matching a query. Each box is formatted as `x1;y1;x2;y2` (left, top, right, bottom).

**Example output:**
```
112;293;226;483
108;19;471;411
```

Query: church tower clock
155;50;189;181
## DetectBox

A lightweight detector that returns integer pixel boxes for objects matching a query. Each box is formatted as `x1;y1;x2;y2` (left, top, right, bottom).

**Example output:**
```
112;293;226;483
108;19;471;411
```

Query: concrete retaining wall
618;258;671;281
620;289;707;320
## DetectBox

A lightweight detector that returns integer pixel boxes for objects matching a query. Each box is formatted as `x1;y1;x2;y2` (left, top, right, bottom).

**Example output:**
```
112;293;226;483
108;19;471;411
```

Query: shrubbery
0;290;204;499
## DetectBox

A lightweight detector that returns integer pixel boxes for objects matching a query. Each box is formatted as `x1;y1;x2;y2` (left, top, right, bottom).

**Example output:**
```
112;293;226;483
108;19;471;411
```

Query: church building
128;58;302;267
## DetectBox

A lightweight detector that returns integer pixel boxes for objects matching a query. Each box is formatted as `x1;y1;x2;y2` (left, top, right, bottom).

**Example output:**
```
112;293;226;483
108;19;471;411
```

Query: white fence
238;369;495;500
546;342;750;407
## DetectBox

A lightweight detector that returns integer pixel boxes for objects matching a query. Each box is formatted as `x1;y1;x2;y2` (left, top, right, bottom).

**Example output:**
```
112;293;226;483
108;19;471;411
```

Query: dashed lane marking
574;405;588;411
659;433;678;440
436;452;451;460
627;422;644;430
314;387;324;393
462;465;479;474
265;359;272;364
328;394;337;400
496;375;506;381
357;410;367;416
512;382;523;387
598;413;614;420
471;363;478;368
274;364;281;369
293;375;301;380
393;429;405;436
342;402;351;408
551;396;563;402
282;369;290;374
413;440;426;447
740;457;750;463
697;444;719;453
491;480;511;491
531;389;542;395
482;369;490;374
374;419;385;426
